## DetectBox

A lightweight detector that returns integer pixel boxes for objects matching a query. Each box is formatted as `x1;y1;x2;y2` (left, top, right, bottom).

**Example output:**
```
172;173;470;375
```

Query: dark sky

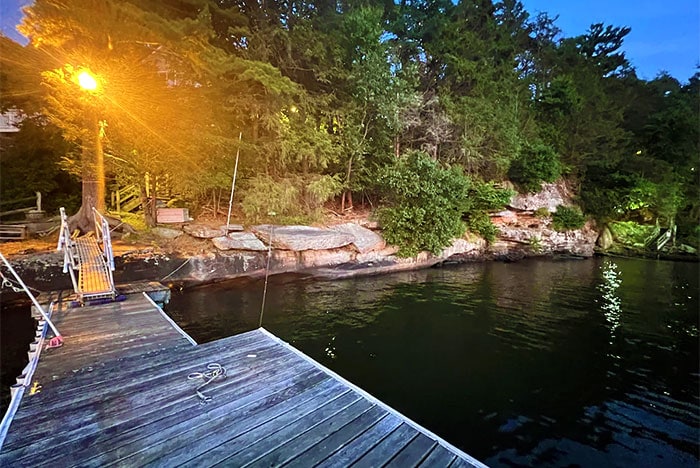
1;0;698;82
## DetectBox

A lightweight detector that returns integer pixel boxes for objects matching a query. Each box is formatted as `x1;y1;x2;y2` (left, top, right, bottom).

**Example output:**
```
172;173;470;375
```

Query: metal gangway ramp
58;207;116;303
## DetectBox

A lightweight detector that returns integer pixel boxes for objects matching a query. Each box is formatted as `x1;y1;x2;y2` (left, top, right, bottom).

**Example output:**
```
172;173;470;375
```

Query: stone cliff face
491;211;598;258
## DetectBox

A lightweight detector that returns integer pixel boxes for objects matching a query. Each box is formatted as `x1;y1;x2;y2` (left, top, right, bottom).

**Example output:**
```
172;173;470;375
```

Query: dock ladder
58;207;116;303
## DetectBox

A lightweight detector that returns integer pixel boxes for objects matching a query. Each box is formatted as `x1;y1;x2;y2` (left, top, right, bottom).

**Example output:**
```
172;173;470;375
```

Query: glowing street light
77;70;98;91
75;68;106;217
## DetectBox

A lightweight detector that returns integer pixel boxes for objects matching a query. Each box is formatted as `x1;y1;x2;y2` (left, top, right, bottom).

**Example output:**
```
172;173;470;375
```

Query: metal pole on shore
225;132;243;232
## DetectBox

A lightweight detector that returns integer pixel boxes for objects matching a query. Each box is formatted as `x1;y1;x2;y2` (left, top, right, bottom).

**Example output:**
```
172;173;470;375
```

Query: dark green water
165;257;699;467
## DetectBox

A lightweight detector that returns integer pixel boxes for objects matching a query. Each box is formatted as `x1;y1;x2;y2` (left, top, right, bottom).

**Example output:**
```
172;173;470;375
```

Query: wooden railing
0;192;41;218
111;184;140;212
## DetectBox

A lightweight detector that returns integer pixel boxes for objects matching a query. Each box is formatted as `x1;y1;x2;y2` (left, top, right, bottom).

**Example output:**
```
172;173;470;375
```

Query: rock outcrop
252;225;354;251
330;223;385;253
494;214;598;257
510;181;572;212
151;227;182;239
183;224;225;239
212;232;267;251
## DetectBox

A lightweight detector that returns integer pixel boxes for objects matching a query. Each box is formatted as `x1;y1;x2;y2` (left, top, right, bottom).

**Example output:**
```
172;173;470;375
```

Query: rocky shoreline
2;182;695;297
1;211;599;298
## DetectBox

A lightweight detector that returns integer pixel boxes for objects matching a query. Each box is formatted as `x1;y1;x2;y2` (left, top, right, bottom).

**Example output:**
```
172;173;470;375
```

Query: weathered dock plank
1;288;486;467
283;405;390;467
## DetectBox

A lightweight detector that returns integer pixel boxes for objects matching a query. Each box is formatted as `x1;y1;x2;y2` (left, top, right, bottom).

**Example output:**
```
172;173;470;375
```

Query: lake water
164;257;699;467
0;257;697;466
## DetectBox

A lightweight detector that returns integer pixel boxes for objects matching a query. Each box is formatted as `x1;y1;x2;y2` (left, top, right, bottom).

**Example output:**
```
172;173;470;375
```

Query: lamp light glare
77;71;98;91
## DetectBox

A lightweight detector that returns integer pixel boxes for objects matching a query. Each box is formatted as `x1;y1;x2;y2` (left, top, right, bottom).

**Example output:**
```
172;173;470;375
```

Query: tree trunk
141;184;155;227
68;116;105;233
343;156;353;212
149;174;158;224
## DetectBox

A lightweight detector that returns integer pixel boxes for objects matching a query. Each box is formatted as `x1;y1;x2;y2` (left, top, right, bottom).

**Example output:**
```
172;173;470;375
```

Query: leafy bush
377;151;470;256
305;175;343;210
551;205;586;231
609;221;657;246
241;175;300;223
465;180;515;212
529;235;543;253
534;207;551;218
461;180;512;243
242;174;342;224
509;141;561;193
466;212;498;243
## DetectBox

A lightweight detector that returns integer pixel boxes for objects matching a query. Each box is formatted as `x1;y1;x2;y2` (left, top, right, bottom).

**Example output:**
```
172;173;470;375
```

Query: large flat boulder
184;224;225;239
151;227;182;239
212;232;267;251
330;223;385;253
252;225;354;251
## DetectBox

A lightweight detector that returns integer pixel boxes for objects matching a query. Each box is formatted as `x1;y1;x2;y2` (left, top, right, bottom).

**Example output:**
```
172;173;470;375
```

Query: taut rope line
259;222;274;328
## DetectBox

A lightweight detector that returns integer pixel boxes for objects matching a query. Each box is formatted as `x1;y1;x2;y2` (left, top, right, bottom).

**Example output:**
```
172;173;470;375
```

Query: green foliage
241;174;341;224
529;235;543;253
465;212;499;243
461;180;512;243
608;221;657;247
465;180;515;212
241;175;300;224
376;151;469;256
552;205;586;231
534;207;551;218
0;118;80;214
304;175;343;213
509;141;561;193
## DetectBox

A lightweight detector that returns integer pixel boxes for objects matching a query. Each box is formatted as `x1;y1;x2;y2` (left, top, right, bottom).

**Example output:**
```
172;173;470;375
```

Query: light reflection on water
166;257;699;467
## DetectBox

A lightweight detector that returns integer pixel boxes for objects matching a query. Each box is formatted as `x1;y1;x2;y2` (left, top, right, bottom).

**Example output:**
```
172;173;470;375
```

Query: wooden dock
0;286;485;467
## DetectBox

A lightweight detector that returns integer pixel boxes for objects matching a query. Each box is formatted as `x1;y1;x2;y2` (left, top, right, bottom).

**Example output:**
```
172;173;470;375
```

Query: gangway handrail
56;207;116;302
93;208;115;272
57;208;79;294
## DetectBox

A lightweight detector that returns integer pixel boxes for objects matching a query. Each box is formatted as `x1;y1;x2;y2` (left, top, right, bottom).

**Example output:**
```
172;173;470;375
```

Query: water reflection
166;257;699;467
599;260;622;341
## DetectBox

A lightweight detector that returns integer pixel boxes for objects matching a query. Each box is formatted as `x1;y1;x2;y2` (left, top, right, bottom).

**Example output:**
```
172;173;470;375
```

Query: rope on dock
187;363;226;403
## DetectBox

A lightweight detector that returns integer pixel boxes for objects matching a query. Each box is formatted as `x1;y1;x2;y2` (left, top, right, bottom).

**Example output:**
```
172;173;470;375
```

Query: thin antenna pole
226;132;243;231
259;223;274;328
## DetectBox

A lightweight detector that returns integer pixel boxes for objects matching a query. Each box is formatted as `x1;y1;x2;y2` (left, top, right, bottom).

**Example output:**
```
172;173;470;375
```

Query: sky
520;0;699;81
1;0;698;82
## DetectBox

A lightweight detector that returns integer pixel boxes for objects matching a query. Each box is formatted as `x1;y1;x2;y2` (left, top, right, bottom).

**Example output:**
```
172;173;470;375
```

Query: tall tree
17;0;272;229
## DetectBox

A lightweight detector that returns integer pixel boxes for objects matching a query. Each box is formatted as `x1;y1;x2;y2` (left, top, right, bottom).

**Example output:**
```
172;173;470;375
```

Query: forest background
0;0;697;255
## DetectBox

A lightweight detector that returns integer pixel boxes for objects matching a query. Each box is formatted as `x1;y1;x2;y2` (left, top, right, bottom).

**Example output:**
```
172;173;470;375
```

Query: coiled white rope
187;363;226;403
